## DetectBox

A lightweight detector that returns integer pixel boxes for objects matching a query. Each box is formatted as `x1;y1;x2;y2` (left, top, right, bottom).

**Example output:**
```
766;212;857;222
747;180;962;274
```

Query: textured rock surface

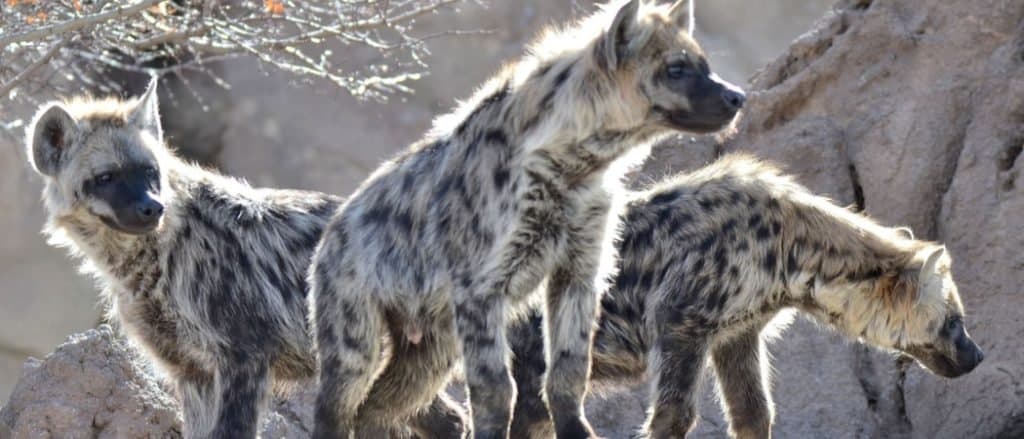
4;0;1023;438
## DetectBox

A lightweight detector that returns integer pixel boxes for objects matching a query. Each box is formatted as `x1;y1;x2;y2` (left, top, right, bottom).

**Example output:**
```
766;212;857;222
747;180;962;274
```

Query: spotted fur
308;1;745;438
25;81;464;438
509;154;984;438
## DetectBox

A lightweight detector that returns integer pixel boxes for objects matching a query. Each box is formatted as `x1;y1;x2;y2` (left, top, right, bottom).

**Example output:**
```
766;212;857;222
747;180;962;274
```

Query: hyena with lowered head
509;154;985;439
309;0;745;437
25;80;466;438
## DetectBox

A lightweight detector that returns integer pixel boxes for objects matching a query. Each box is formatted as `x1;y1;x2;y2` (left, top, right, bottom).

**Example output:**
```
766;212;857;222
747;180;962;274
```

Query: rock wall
5;0;1022;438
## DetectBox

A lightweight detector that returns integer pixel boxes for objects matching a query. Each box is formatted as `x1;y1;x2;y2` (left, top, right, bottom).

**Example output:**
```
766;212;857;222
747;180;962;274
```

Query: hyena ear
916;245;949;298
129;76;163;140
28;104;78;176
925;246;946;274
602;0;641;69
894;226;915;240
667;0;694;36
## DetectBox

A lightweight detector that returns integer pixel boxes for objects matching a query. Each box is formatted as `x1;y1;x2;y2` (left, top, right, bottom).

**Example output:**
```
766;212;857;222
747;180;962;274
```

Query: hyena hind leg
356;316;466;438
313;295;387;439
711;324;773;439
642;329;709;439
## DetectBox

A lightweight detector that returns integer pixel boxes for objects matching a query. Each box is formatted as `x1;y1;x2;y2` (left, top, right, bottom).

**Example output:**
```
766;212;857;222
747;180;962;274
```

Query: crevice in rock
847;162;866;211
999;140;1022;191
998;142;1022;172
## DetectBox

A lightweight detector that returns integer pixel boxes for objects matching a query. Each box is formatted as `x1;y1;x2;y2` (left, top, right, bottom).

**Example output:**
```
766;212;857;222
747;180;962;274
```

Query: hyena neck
442;52;662;184
52;213;163;297
782;201;920;318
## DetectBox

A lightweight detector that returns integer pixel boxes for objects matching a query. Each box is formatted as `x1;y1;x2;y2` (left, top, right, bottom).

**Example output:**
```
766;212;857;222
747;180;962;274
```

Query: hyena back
309;1;744;437
26;80;464;438
510;154;984;439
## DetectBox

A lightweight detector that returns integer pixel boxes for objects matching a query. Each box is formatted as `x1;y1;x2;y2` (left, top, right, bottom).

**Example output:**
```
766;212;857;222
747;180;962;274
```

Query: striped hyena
509;154;985;439
25;80;466;439
309;1;745;437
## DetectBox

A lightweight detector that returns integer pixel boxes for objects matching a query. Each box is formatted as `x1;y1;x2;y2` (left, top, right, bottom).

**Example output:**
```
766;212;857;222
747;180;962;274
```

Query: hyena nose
722;89;746;110
137;199;164;220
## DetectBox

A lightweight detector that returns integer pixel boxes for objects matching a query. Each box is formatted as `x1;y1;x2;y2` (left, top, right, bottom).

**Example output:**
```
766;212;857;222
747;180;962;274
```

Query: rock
0;326;181;438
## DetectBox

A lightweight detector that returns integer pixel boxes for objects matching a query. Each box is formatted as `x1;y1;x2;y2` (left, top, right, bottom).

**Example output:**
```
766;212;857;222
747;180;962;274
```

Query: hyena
509;154;985;439
25;79;465;439
309;1;745;437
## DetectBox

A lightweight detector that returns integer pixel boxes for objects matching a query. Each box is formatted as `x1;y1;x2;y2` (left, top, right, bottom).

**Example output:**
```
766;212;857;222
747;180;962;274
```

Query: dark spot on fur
650;190;681;205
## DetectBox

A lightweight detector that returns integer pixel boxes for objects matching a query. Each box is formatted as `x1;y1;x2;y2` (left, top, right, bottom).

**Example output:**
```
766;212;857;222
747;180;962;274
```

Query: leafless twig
1;0;469;139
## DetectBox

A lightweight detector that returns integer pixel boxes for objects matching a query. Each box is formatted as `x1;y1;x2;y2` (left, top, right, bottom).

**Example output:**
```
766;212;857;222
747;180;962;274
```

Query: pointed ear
28;104;78;176
920;246;946;274
129;76;162;140
894;226;915;240
603;0;641;69
667;0;694;36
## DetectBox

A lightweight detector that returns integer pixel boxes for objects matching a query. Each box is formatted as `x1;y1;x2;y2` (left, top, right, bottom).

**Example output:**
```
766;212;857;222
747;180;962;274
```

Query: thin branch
0;39;68;99
0;0;162;50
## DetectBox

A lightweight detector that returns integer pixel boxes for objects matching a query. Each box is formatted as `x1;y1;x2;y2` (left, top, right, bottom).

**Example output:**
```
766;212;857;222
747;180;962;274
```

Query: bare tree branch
1;0;472;138
0;0;162;51
0;38;69;98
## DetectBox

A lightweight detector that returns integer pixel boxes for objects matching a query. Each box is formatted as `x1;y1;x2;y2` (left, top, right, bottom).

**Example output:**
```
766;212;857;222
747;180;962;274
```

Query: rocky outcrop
3;0;1022;438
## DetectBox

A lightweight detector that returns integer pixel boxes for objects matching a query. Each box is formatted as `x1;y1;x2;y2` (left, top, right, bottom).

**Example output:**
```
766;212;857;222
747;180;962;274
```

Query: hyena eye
665;62;693;79
946;316;962;333
96;172;114;186
144;166;158;179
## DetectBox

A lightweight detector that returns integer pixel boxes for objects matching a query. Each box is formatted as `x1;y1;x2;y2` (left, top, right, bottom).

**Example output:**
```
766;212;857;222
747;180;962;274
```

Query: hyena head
815;243;984;378
588;0;745;133
27;78;167;235
897;246;984;378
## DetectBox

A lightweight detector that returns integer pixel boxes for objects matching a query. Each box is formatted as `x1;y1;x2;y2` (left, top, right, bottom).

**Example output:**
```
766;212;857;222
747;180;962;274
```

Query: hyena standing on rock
25;80;464;439
510;154;985;439
309;1;745;437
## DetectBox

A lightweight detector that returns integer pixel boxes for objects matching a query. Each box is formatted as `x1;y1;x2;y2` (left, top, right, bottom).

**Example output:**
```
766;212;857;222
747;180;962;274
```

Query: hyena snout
717;76;746;111
91;166;164;234
905;320;985;378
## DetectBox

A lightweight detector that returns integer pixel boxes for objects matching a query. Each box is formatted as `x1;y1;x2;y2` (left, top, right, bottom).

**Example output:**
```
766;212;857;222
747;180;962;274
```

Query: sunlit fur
508;154;982;439
25;84;469;438
308;1;744;437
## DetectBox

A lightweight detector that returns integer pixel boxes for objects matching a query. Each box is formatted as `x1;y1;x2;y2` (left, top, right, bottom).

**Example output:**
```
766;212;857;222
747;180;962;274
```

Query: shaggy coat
509;154;984;439
25;82;466;438
308;1;745;437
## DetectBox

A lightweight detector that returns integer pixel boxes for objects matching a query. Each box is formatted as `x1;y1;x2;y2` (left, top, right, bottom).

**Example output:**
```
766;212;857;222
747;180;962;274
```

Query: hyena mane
510;153;984;439
308;1;746;438
25;80;462;438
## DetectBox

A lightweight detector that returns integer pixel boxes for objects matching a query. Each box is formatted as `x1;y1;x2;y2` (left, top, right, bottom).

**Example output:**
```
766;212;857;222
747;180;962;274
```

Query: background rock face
3;0;1024;438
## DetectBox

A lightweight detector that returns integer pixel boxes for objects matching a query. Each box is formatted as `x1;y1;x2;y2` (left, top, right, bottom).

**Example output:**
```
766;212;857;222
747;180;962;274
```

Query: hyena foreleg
711;323;773;439
177;361;271;439
454;290;515;439
509;313;555;439
543;266;602;438
209;360;272;438
177;374;217;439
542;203;611;439
642;323;710;439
